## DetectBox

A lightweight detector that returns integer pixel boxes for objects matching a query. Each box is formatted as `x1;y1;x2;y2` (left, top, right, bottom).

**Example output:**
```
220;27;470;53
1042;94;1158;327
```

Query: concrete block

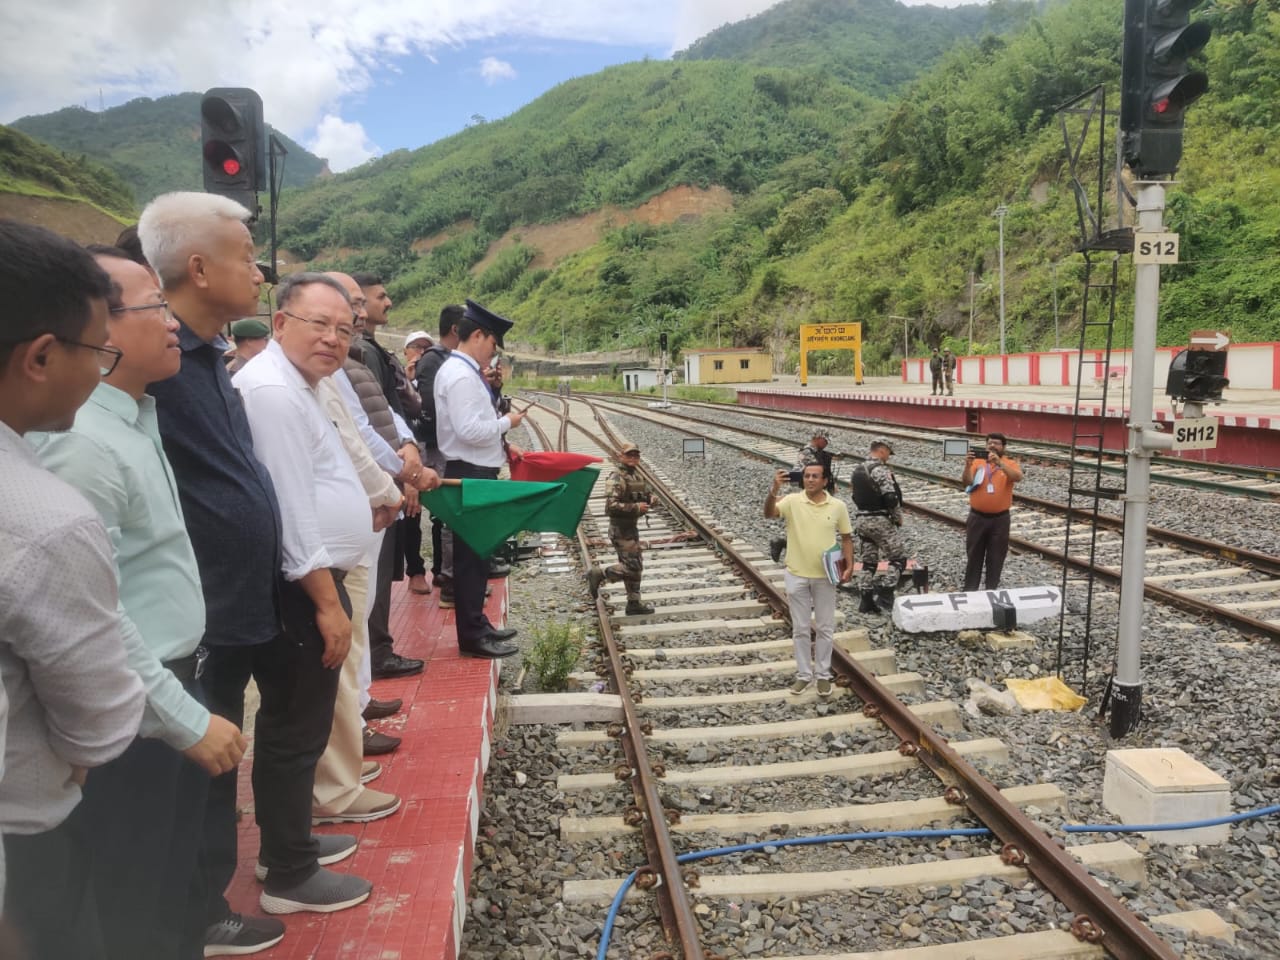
893;585;1061;633
1103;748;1230;845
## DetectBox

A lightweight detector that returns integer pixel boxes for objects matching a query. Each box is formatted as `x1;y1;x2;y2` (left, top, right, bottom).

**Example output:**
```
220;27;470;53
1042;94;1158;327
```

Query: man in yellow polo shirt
764;462;854;698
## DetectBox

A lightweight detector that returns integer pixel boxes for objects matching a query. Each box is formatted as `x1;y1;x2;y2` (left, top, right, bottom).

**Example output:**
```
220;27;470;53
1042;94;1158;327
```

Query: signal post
1108;0;1212;736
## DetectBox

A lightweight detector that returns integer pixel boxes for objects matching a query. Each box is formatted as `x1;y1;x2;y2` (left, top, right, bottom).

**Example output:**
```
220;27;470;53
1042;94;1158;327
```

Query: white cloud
308;114;381;172
0;0;856;146
0;1;686;133
478;56;517;85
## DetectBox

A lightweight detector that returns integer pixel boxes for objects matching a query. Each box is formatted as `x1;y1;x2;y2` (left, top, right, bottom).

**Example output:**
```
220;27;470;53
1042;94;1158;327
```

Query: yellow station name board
798;323;863;385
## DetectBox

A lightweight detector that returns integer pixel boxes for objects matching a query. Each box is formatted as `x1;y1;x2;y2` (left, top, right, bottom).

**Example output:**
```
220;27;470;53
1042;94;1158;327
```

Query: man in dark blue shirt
141;192;359;956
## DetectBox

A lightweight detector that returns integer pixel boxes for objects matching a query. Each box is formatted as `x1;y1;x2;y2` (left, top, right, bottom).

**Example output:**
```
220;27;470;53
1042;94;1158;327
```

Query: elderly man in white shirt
433;299;526;659
231;272;382;916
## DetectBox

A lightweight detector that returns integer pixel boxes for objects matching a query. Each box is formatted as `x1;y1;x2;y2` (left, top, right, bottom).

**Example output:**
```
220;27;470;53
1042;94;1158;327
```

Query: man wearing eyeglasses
138;191;285;955
230;272;381;915
32;246;248;960
0;221;146;959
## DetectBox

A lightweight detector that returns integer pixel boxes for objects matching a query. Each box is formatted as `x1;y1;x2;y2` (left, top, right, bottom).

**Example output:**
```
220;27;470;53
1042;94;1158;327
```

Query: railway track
513;395;1210;960
560;394;1280;643
585;392;1280;502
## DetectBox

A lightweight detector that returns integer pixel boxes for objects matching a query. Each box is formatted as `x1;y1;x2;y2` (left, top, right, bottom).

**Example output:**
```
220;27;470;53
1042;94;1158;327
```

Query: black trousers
367;524;402;666
931;370;943;392
444;461;499;644
402;514;426;577
964;509;1011;592
198;573;347;919
76;679;210;960
430;515;443;577
4;801;104;960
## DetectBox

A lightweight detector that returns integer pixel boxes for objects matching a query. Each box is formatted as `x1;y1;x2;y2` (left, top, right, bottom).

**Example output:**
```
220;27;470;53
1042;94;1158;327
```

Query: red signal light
222;157;242;176
1154;98;1170;114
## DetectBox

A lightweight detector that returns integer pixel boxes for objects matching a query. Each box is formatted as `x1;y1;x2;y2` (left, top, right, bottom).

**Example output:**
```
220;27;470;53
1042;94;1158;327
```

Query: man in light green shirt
764;462;854;700
33;247;247;960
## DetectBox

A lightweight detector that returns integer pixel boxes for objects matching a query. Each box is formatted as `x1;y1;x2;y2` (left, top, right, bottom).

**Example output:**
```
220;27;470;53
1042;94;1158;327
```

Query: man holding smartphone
962;432;1023;591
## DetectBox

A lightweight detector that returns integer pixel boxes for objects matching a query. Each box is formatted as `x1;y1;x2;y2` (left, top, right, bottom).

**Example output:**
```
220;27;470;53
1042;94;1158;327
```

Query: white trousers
784;571;837;681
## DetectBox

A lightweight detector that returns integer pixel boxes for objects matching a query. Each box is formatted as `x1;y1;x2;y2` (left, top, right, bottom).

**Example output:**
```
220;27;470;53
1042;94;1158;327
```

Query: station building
683;347;772;385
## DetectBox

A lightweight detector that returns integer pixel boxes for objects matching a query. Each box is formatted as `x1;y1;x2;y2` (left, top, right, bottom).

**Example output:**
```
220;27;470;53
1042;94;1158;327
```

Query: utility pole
1051;261;1061;351
994;204;1009;355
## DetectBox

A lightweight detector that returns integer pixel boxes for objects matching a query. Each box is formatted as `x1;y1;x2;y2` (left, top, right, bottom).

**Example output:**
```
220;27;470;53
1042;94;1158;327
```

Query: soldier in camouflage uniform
849;438;907;614
587;440;655;615
770;428;836;562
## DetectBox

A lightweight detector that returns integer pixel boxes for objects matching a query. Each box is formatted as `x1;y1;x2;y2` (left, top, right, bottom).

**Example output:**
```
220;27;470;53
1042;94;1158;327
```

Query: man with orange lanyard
961;432;1023;592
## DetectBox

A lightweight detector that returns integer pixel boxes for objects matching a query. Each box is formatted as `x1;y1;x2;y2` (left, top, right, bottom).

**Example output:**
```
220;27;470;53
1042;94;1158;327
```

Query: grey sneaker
255;833;358;882
259;867;372;915
817;679;834;699
788;678;811;696
203;912;284;956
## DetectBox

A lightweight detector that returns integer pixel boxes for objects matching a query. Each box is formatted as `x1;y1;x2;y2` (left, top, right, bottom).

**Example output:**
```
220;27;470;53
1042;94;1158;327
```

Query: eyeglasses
281;311;355;340
110;300;172;322
57;338;124;376
0;334;124;376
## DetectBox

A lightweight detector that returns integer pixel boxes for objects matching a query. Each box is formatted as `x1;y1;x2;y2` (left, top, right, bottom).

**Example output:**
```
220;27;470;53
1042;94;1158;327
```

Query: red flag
510;450;602;483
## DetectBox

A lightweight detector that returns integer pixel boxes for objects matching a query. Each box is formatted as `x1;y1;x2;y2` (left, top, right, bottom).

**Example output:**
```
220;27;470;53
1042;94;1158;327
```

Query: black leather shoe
362;697;402;721
488;563;511;578
372;653;424;679
363;729;402;756
488;626;517;640
459;635;518;659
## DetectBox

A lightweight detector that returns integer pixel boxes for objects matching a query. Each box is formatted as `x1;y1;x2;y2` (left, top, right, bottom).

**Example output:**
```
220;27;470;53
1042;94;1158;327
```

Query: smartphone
971;446;990;460
787;470;804;485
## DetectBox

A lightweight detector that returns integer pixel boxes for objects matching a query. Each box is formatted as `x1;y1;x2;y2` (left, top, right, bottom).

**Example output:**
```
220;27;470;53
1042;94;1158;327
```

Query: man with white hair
139;192;289;956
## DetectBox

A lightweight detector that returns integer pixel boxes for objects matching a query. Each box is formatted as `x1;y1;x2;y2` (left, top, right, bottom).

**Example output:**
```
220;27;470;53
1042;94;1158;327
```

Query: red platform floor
223;578;504;960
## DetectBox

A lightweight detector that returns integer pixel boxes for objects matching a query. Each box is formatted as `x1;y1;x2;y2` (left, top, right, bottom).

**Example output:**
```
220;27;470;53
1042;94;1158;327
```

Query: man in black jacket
413;305;463;602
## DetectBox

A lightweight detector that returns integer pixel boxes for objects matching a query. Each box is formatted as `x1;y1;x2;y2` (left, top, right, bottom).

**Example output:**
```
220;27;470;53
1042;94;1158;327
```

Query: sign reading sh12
893;586;1061;633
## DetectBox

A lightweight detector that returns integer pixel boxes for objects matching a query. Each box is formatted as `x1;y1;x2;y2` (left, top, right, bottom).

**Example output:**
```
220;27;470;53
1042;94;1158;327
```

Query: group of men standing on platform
0;196;527;960
765;426;1022;696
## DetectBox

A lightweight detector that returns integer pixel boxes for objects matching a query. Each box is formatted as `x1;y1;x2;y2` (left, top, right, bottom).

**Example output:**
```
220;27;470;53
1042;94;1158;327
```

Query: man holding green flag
432;300;525;659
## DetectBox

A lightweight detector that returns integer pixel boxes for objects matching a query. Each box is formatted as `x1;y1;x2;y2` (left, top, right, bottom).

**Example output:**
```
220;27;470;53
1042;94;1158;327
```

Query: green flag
421;468;599;557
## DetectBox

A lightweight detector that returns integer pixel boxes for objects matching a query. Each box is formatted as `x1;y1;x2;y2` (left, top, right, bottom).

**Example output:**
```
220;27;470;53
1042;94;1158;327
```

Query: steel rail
521;396;705;958
830;653;1178;960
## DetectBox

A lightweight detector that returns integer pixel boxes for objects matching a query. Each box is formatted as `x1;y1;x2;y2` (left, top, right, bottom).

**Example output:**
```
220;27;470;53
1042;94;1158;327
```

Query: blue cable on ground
593;805;1280;959
1064;803;1280;833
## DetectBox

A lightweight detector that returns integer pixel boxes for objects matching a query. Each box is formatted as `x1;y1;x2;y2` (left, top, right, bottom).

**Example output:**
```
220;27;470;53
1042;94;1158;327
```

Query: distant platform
736;378;1280;468
225;579;503;960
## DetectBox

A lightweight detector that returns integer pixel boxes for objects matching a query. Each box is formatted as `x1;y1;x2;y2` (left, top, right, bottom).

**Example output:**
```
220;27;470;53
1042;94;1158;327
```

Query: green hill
258;0;1280;367
675;0;1030;99
278;59;873;268
0;124;134;219
12;93;329;205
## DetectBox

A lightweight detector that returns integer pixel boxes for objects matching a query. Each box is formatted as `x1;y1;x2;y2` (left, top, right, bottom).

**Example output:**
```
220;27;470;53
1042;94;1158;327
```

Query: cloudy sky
0;0;959;172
